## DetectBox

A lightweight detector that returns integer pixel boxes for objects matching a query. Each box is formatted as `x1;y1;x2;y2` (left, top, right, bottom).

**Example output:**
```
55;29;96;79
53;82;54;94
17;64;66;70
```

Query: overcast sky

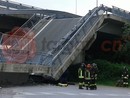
11;0;130;16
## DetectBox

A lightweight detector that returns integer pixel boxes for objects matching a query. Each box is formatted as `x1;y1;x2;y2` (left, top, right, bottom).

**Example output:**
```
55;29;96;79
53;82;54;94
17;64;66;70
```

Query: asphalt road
0;84;130;98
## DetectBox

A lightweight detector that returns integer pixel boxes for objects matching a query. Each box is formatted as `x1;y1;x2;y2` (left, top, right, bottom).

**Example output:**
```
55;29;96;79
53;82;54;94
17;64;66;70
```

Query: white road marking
80;93;98;96
57;92;78;95
22;92;57;96
22;92;36;95
38;92;57;95
105;94;123;96
20;91;130;97
12;95;24;98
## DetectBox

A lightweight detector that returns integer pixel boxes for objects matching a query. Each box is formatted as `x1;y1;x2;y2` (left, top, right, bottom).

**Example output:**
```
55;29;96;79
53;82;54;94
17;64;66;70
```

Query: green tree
114;23;130;63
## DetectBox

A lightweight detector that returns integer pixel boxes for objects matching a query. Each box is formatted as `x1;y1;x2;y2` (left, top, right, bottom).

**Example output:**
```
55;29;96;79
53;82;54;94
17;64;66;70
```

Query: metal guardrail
0;0;41;9
49;7;99;56
2;14;42;47
2;14;42;58
0;15;54;65
22;18;54;66
51;5;105;68
53;17;105;79
0;0;79;19
111;6;130;20
44;8;101;67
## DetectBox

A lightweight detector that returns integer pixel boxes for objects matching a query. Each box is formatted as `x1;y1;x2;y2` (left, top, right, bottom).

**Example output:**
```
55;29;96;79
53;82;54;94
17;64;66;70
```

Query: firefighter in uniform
90;63;98;90
78;63;85;89
84;64;92;90
121;66;129;87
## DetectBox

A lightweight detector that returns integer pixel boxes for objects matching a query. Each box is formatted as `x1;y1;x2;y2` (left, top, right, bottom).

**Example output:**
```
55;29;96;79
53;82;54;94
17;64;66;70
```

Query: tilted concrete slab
35;18;81;52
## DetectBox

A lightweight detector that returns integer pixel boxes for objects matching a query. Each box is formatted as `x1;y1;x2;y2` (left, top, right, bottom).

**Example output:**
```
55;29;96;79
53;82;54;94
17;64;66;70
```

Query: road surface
0;84;130;98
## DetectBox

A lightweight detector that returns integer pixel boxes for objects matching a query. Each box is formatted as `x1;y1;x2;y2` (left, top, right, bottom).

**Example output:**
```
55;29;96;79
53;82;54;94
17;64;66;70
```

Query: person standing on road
84;64;92;90
90;63;98;90
121;66;129;87
78;63;85;89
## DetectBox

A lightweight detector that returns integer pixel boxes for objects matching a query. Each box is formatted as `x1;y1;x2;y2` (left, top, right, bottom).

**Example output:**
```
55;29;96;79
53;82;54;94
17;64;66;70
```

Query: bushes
67;59;130;86
93;59;130;85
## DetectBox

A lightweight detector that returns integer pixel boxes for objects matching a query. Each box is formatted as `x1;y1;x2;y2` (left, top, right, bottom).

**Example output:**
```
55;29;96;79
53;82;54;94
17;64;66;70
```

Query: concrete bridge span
0;2;130;84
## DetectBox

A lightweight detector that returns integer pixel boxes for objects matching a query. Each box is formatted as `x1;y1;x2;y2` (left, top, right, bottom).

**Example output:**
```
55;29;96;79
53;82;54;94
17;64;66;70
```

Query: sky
11;0;130;16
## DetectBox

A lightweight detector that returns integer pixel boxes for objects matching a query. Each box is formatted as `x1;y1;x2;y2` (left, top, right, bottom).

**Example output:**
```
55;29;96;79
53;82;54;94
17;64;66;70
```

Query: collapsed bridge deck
0;0;130;83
